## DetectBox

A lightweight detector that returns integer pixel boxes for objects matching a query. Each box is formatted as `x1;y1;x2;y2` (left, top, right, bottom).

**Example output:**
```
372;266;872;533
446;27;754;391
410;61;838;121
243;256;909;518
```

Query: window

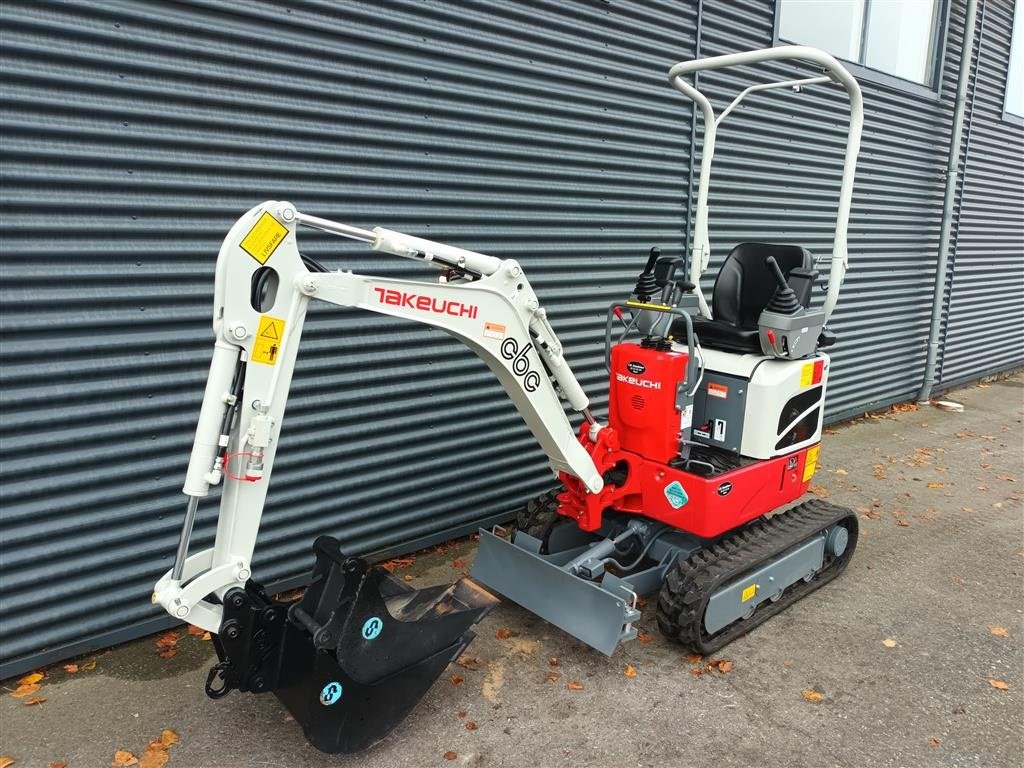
777;0;944;89
1006;0;1024;121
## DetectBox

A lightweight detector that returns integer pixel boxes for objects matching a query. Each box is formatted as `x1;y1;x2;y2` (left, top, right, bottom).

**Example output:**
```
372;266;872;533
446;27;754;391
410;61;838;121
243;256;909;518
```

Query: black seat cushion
671;243;814;353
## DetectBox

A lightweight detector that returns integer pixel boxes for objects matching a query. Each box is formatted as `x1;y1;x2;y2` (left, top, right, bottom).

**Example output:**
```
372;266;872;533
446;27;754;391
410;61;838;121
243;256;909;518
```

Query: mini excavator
154;46;863;753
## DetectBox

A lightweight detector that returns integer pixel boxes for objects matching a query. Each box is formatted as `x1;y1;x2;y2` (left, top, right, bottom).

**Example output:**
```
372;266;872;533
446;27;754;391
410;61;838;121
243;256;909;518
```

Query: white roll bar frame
668;45;863;323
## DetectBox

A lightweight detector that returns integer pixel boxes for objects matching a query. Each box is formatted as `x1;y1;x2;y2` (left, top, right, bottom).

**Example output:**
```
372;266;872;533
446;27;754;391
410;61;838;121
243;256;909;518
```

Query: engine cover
608;342;689;464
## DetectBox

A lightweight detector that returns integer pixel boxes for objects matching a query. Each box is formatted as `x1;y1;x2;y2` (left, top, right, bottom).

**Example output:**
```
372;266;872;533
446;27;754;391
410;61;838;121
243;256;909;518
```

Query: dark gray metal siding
0;0;697;677
938;0;1024;389
690;0;953;421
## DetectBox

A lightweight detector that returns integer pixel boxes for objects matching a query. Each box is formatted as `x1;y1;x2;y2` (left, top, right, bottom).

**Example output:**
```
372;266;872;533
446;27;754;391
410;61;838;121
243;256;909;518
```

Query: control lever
763;256;802;315
632;247;661;301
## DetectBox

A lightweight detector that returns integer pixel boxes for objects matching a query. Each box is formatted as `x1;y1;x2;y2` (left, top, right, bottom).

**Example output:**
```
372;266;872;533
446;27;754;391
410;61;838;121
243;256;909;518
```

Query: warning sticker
663;480;688;509
800;362;814;388
483;322;506;340
251;314;285;366
741;584;758;603
803;444;820;482
708;382;729;399
240;212;288;265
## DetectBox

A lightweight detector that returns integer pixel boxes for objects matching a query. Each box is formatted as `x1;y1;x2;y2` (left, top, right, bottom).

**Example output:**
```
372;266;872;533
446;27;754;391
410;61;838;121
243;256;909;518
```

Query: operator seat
671;243;815;354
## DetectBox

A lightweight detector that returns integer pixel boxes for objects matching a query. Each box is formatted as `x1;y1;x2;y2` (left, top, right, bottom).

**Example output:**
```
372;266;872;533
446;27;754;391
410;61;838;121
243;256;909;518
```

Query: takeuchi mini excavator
153;46;863;753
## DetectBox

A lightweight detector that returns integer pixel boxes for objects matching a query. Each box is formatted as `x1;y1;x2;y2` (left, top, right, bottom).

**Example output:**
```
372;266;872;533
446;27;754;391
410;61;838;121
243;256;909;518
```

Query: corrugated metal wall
689;0;952;421
938;0;1024;389
1;0;1021;679
0;0;696;677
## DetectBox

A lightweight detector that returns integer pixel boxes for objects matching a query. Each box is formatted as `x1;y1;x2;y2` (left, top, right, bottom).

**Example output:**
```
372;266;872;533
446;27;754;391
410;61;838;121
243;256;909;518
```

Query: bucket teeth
209;536;497;754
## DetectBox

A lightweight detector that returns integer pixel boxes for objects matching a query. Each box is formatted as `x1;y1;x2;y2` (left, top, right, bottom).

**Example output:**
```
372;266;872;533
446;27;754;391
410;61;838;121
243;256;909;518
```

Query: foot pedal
208;535;497;753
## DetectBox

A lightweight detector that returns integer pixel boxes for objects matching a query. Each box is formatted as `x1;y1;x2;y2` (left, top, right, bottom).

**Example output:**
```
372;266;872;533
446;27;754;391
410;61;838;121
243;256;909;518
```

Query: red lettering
372;288;479;320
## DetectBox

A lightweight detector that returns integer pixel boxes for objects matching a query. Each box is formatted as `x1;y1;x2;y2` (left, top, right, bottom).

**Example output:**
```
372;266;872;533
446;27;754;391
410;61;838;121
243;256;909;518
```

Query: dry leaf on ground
717;660;734;673
403;575;413;582
17;672;43;685
186;625;205;637
112;751;138;766
49;763;67;768
638;632;652;644
929;738;940;747
465;721;477;731
545;671;561;682
685;653;702;664
494;628;515;640
63;664;79;673
23;697;46;706
0;758;13;768
801;689;823;702
548;657;559;667
155;632;179;650
456;656;482;670
926;482;945;489
567;680;584;690
456;710;467;718
450;675;463;686
882;638;897;648
158;649;177;660
808;485;829;497
443;751;457;761
987;678;1009;690
624;664;637;678
9;684;41;699
988;626;1010;637
80;660;97;671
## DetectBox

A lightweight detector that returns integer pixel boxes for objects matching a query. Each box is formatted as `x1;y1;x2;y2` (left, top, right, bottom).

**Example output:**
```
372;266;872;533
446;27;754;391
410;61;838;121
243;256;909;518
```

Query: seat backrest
711;243;814;328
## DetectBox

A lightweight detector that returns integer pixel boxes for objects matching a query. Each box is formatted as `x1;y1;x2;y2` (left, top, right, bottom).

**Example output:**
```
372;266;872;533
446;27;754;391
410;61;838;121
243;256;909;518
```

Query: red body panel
608;343;689;464
557;341;817;539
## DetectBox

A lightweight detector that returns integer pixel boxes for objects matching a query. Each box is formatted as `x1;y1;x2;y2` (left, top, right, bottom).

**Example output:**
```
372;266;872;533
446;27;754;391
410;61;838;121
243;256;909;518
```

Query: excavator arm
153;200;602;632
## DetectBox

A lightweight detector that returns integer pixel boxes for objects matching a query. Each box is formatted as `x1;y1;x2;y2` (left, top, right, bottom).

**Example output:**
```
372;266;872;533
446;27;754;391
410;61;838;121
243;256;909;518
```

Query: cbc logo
500;338;541;392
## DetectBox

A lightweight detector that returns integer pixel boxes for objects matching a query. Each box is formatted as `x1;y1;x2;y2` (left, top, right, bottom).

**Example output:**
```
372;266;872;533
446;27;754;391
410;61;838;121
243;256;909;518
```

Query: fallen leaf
685;653;702;664
159;730;178;748
23;697;46;706
443;752;457;762
624;664;637;678
545;671;561;682
638;632;652;644
495;628;515;640
452;559;465;569
50;763;67;768
835;469;848;475
80;660;97;671
465;721;478;731
808;485;829;497
926;482;945;489
896;520;909;527
403;574;414;582
882;638;897;648
689;668;702;676
138;748;168;768
450;675;463;686
456;656;482;670
0;759;13;768
155;631;179;650
10;683;41;698
201;632;212;641
548;657;559;667
717;660;734;673
187;625;205;636
962;506;976;513
988;626;1010;638
63;664;79;673
17;672;43;685
783;660;794;668
567;680;584;690
801;689;823;702
987;678;1009;690
929;738;940;747
112;751;139;767
456;710;467;718
158;649;177;660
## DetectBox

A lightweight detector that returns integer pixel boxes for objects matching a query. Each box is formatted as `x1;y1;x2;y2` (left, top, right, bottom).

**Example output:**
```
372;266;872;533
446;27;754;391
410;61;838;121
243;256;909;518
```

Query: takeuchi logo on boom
372;287;479;319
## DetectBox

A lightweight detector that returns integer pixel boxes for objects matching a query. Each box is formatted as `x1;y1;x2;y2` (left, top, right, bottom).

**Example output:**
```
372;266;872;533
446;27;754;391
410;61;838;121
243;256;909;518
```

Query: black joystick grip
633;247;661;301
764;256;802;315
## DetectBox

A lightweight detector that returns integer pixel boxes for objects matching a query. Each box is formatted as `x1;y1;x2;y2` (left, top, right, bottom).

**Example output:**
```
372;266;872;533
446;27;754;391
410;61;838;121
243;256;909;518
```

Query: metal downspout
917;0;980;403
682;0;703;271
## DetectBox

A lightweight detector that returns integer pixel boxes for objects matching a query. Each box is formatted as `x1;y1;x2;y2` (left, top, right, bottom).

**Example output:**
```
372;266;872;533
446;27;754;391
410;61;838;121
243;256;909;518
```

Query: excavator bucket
206;536;497;753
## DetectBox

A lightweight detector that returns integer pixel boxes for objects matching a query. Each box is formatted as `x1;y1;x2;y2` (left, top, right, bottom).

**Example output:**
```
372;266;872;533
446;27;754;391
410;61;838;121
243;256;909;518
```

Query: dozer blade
471;528;640;656
207;535;497;754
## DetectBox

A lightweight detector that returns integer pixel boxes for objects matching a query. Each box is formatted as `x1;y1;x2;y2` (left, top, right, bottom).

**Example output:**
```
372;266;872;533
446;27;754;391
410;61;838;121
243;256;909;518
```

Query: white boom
153;201;602;631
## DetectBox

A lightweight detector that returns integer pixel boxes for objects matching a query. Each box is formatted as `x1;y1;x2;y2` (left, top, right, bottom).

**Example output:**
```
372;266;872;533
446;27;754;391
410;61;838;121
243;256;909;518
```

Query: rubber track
514;489;561;545
656;498;858;654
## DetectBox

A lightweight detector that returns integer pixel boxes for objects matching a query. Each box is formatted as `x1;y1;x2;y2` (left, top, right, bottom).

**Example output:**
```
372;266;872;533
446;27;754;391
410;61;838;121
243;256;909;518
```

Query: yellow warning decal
625;300;673;311
240;212;288;265
741;584;757;603
251;314;285;366
799;362;815;388
803;444;820;482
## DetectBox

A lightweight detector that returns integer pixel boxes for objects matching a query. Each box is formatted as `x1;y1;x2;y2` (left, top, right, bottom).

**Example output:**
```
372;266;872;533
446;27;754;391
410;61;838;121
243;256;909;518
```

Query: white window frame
773;0;951;100
1003;0;1024;126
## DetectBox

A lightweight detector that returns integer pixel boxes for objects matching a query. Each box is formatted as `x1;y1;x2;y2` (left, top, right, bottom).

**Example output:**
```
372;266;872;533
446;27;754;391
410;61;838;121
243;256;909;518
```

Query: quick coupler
205;535;497;753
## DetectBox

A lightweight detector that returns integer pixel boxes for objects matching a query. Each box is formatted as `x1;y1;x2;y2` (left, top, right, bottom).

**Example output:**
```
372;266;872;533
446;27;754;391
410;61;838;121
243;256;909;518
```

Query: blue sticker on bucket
320;681;343;706
361;616;384;640
664;480;688;509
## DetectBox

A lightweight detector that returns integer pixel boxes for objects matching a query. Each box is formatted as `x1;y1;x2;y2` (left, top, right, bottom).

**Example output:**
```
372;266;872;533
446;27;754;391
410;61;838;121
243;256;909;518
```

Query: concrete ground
2;375;1022;768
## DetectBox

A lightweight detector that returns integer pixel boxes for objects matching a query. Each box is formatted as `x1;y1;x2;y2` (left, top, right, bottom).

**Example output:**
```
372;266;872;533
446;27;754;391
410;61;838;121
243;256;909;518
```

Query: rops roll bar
667;45;863;324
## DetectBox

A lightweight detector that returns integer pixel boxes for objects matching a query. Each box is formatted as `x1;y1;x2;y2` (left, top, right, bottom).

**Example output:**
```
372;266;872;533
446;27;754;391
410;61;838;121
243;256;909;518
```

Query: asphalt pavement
2;374;1021;768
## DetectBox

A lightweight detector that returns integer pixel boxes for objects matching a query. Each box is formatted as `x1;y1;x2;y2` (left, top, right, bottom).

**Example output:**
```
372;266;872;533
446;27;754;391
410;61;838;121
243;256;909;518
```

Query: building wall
0;0;1019;678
